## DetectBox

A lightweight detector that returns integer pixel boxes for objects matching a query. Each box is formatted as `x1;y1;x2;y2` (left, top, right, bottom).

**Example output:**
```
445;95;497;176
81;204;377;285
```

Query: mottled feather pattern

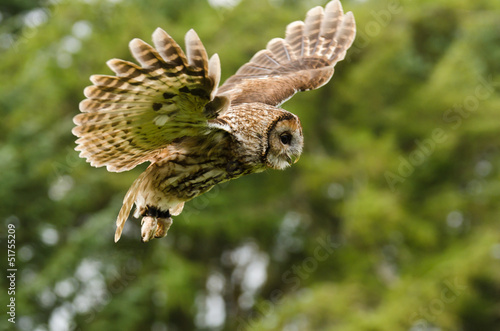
217;1;356;105
73;28;223;172
73;0;356;243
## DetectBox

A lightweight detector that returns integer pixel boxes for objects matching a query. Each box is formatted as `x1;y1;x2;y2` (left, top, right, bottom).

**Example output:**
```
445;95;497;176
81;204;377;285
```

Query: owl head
265;112;304;170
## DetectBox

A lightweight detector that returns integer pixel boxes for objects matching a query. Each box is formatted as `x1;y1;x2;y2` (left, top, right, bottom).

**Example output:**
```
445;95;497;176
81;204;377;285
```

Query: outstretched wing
73;28;229;172
217;0;356;106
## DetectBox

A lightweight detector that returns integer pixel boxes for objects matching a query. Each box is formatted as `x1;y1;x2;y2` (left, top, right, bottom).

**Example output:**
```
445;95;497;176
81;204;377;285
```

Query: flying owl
72;0;356;242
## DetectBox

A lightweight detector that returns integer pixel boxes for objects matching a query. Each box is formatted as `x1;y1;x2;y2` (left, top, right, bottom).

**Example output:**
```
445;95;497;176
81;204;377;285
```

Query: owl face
265;114;303;170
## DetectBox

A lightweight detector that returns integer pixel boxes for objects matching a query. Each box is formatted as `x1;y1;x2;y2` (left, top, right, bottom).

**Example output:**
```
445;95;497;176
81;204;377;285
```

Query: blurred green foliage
1;0;500;330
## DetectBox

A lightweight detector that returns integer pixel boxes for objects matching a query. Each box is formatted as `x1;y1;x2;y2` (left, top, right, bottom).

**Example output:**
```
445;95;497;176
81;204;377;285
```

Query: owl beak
287;154;300;165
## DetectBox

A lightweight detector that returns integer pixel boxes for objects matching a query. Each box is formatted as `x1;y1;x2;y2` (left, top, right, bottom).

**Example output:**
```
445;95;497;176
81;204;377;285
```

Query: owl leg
140;206;172;242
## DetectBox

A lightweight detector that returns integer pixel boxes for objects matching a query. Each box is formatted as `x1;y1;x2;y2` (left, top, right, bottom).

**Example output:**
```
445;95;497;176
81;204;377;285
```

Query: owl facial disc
265;113;304;170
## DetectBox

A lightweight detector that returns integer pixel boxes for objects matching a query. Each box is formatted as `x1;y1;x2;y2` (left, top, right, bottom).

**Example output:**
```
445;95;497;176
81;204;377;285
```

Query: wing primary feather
304;6;324;55
152;27;188;67
285;21;305;58
185;29;208;73
320;0;342;43
106;59;145;79
129;38;165;69
208;54;221;98
329;11;356;62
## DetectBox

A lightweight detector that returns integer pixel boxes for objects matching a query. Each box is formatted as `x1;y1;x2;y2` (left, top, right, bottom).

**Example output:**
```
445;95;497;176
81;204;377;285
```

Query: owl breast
134;132;260;216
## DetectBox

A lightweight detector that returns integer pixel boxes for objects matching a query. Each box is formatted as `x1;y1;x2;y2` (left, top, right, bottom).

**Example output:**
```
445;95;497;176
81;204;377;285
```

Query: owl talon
154;218;173;238
141;216;158;242
140;216;173;242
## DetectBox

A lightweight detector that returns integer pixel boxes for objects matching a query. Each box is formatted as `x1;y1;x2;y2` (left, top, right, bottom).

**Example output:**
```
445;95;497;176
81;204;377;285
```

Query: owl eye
280;132;292;145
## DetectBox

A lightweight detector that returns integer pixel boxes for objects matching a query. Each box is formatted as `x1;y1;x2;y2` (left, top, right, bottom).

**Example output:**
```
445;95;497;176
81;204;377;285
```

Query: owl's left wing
73;28;229;172
217;0;356;106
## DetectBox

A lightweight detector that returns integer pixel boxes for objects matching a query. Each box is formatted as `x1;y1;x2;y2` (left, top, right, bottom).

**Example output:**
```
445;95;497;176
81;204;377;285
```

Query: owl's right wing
217;0;356;106
73;28;229;172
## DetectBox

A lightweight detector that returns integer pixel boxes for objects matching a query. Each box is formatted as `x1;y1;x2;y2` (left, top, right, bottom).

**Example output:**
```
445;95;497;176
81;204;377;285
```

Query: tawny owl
72;0;356;242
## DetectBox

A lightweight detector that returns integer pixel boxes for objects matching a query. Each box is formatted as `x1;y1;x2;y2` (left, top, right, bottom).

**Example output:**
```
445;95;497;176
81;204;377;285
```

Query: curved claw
140;216;173;242
154;218;173;238
141;216;158;242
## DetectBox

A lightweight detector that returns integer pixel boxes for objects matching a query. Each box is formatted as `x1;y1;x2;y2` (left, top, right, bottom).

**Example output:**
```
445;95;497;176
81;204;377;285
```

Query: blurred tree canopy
1;0;500;330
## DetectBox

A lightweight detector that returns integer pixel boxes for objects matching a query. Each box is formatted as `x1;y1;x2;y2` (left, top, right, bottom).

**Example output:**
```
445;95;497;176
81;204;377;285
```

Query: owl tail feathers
114;172;146;242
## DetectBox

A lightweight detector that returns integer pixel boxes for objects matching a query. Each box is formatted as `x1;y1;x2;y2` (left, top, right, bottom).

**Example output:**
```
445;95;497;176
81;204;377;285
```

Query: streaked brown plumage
72;0;356;242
